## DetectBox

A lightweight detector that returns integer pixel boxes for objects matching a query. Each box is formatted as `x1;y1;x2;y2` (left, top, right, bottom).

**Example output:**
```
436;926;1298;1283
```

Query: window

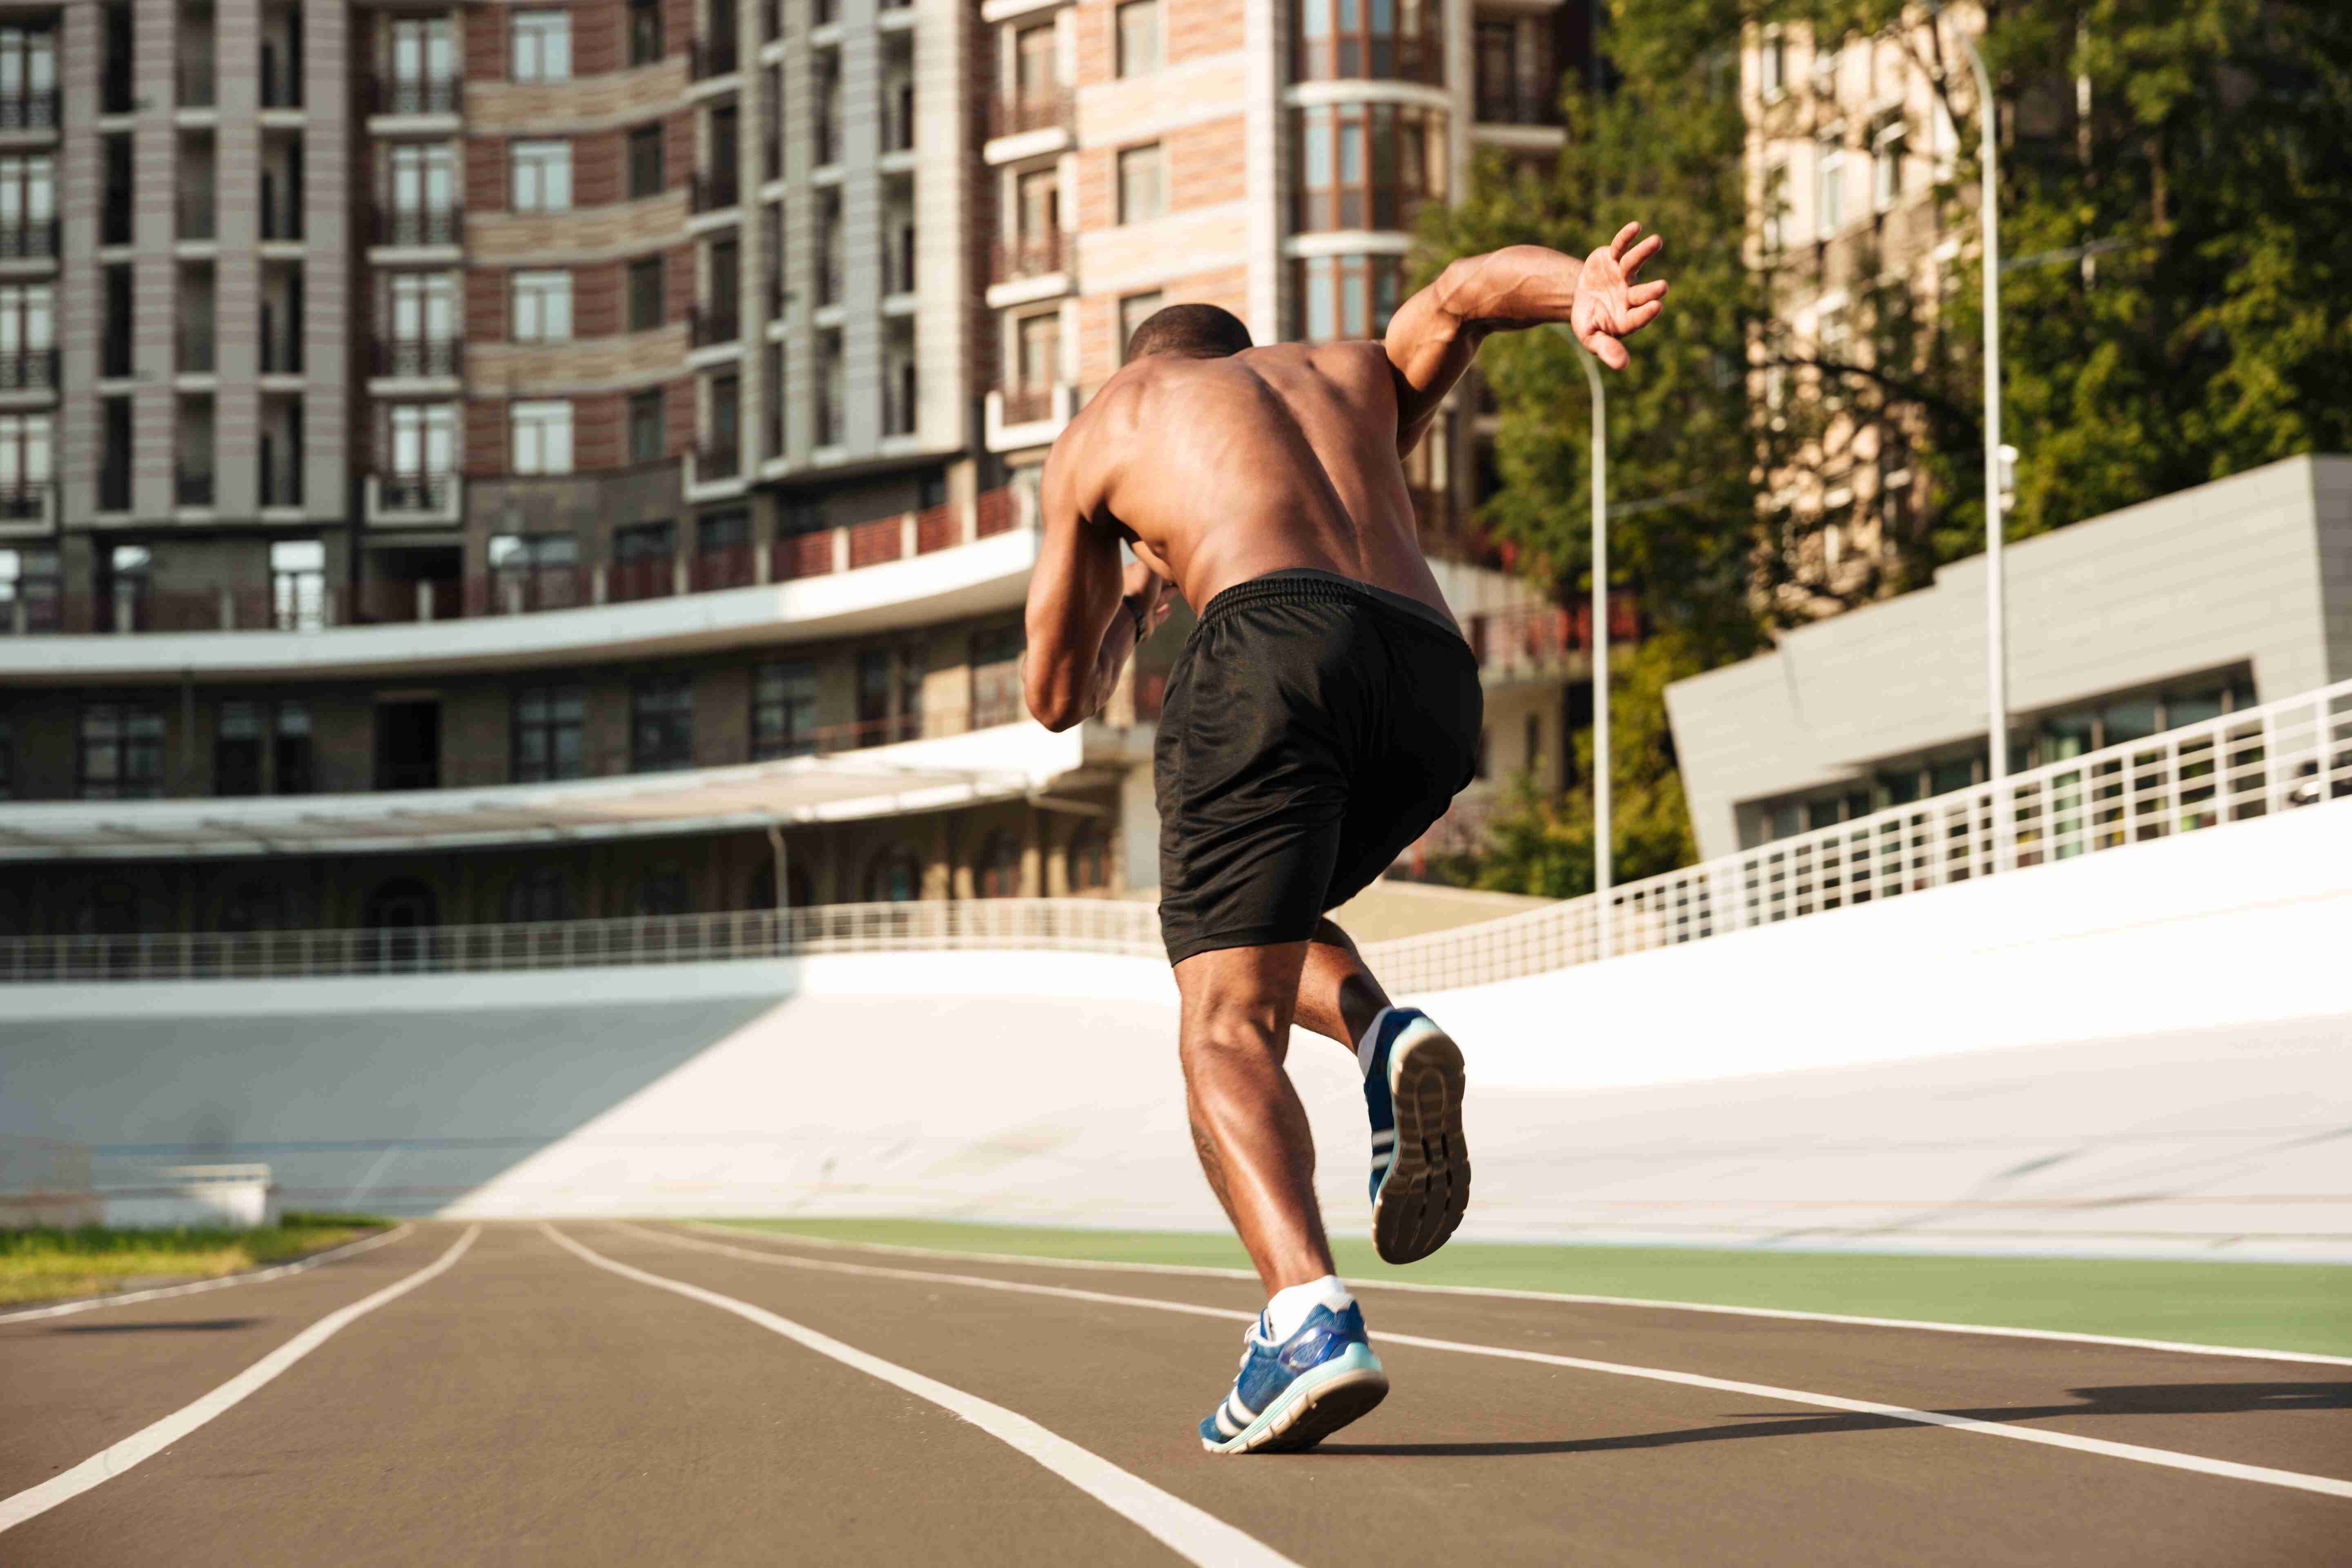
510;269;572;342
1116;143;1163;223
270;539;324;631
970;624;1024;727
0;153;54;246
274;701;313;794
865;845;921;902
627;123;664;198
1016;310;1059;389
488;532;577;610
632;673;695;771
1294;0;1435;81
0;23;58;123
629;387;666;463
0;410;50;501
0;282;51;381
1816;302;1849;364
388;402;457;474
79;700;164;800
0;545;59;632
1872;114;1905;211
856;646;892;737
976;830;1022;898
1013;23;1056;98
1067;827;1109;891
388;272;456;345
510;139;572;212
386;142;456;230
504;866;574;923
510;9;571;82
635;864;690;916
1293;102;1446;231
1118;291;1162;360
628;0;663;66
510;399;573;474
753;659;821;758
215;700;267;795
1811;40;1839;99
1761;161;1789;252
1817;135;1846;234
628;254;664;331
1293;254;1404;341
1758;26;1785;97
1115;0;1161;76
1524;712;1542;776
512;683;584;782
388;16;455;89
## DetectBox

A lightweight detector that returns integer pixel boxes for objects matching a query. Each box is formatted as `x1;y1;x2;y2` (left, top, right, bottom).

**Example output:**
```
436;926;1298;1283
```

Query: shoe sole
1372;1025;1470;1266
1202;1348;1390;1455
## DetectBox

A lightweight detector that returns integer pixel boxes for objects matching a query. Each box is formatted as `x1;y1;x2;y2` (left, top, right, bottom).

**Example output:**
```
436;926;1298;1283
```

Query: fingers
1621;233;1664;280
1628;278;1668;307
1585;329;1630;370
1621;299;1664;333
1610;220;1642;257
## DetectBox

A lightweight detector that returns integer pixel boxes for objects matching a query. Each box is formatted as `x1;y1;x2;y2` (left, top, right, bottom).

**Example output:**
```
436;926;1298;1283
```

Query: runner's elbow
1025;668;1088;732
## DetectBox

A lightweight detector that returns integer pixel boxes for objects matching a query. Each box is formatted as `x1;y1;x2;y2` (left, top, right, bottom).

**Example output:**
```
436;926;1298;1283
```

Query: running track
3;1223;2345;1565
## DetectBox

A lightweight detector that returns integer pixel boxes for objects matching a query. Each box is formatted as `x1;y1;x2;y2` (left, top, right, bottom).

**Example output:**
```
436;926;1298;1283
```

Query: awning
0;725;1106;860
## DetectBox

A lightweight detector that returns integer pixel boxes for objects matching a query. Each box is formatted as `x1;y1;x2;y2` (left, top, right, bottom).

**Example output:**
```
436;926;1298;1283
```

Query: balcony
259;53;304;110
689;303;742;348
1463;593;1640;680
373;337;461;379
260;330;303;375
1293;185;1432;234
0;347;58;392
987;87;1072;141
0;217;58;259
176;58;217;109
0;89;59;131
178;194;218;243
999;384;1055;425
690;169;741;214
0;479;54;530
693;439;742;480
260;197;304;243
370;75;461;117
177;327;216;375
367;471;462;524
1293;27;1443;85
373;205;462;249
984;383;1076;451
1474;82;1564;127
991;229;1070;284
690;34;739;79
176;469;216;509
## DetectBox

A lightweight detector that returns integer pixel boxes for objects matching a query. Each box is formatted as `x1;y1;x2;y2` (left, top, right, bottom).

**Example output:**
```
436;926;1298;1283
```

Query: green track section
711;1218;2352;1359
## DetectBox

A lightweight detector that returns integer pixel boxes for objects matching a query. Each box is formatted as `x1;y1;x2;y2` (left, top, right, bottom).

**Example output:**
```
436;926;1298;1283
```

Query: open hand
1572;223;1668;370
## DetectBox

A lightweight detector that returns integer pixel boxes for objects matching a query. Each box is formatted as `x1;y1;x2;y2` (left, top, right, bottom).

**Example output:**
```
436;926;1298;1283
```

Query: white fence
2;679;2346;990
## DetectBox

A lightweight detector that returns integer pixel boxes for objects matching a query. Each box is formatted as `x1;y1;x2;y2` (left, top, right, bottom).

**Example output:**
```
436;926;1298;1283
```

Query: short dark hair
1123;302;1252;364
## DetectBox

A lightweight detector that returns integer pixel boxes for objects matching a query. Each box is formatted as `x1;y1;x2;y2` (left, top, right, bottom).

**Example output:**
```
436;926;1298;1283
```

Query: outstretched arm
1023;439;1173;732
1382;224;1668;453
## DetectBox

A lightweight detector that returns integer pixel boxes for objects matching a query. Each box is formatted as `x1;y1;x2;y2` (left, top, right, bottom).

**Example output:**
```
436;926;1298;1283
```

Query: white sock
1264;1274;1354;1342
1354;1007;1396;1077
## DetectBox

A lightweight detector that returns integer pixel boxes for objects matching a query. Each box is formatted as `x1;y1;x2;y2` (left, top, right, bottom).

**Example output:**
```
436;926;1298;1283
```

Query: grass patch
0;1213;392;1307
713;1218;2352;1360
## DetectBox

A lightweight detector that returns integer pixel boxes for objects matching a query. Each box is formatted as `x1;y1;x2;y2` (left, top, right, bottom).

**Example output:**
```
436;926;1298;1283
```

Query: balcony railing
1464;595;1639;678
997;384;1056;425
260;330;303;374
374;472;455;514
0;479;52;522
0;347;58;391
1474;82;1564;126
691;168;741;212
259;458;303;508
0;217;59;258
690;34;739;79
175;470;215;508
177;328;216;374
1293;29;1443;85
371;75;461;116
0;89;60;131
178;194;218;242
176;57;217;108
695;440;742;480
260;197;304;242
988;87;1073;140
374;205;462;248
689;303;742;347
373;337;461;379
991;229;1070;282
692;544;757;592
1293;185;1432;234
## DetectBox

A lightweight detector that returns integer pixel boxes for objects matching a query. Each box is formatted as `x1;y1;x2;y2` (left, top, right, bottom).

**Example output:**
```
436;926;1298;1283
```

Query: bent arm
1022;440;1161;732
1383;229;1665;453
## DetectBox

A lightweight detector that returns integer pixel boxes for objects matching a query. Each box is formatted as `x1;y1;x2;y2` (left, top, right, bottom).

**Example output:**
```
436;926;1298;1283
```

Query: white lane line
542;1225;1300;1568
0;1225;479;1536
688;1222;2352;1370
641;1225;2352;1502
0;1223;418;1325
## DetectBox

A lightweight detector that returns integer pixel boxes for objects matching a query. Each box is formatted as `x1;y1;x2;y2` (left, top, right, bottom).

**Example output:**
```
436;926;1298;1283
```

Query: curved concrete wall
4;804;2347;1257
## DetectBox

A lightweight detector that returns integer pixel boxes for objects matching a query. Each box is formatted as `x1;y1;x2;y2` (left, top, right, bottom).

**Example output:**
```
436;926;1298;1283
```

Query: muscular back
1049;341;1452;623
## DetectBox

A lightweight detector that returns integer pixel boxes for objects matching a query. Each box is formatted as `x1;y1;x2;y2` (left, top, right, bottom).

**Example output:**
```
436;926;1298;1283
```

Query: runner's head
1124;303;1252;364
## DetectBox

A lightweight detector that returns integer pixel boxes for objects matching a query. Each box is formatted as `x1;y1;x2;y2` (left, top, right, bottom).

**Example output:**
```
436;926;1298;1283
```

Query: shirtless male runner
1022;224;1668;1453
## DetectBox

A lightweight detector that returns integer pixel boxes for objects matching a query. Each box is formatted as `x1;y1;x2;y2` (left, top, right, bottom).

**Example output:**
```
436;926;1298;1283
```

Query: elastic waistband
1195;568;1463;642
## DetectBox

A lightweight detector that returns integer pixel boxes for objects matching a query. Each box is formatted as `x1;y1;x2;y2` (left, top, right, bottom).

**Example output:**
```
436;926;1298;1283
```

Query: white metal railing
2;680;2345;989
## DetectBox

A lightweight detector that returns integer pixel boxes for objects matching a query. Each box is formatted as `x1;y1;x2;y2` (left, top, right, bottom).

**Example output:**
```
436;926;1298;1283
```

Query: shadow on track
1313;1383;2352;1459
49;1318;263;1335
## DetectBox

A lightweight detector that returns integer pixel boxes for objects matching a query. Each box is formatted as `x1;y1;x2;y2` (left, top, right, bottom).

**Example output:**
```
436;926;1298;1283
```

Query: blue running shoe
1361;1007;1471;1265
1198;1303;1389;1454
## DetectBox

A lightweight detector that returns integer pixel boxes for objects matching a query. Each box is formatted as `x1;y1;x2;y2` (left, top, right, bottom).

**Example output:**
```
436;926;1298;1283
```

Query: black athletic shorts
1155;568;1483;966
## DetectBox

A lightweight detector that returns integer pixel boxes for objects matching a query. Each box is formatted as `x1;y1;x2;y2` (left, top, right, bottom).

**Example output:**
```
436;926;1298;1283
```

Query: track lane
680;1223;2352;1485
0;1223;456;1499
0;1225;1207;1568
616;1223;2352;1567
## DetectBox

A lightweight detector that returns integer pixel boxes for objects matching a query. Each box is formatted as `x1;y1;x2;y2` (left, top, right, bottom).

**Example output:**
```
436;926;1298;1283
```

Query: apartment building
0;0;1592;943
1743;5;1970;617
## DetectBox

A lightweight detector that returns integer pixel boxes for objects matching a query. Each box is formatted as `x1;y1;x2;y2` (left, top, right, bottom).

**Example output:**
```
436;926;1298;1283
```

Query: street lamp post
1947;6;2009;790
1579;346;1611;960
